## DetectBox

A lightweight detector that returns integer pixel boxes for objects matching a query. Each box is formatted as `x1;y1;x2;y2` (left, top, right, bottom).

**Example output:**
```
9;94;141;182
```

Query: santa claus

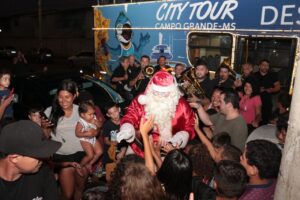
116;70;195;157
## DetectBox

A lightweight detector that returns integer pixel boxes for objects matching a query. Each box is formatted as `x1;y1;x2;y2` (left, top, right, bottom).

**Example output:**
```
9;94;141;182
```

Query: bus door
187;32;236;76
235;36;298;92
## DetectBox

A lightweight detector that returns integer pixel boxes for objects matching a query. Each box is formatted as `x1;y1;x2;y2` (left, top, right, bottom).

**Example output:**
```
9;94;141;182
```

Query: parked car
68;51;95;69
11;71;125;120
0;46;17;58
27;48;53;63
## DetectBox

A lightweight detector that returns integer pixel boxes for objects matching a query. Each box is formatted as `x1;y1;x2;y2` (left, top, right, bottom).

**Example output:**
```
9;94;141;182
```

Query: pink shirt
239;95;262;124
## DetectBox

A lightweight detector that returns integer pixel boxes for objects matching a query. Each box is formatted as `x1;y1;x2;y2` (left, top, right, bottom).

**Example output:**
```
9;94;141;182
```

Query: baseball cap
0;120;61;158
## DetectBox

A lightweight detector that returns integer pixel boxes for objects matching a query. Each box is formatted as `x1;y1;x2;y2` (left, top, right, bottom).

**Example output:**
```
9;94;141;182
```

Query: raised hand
139;115;154;137
194;115;200;131
187;93;200;103
161;142;176;153
189;101;201;109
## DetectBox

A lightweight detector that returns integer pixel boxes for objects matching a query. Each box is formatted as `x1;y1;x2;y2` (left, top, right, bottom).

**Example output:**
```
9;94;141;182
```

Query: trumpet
178;67;206;99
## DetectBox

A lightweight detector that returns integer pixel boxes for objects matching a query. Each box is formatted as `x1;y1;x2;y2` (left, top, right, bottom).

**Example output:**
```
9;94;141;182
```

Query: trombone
143;65;155;78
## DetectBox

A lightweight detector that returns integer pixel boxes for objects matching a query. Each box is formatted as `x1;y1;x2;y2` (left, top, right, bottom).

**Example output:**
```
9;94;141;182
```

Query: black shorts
52;151;86;163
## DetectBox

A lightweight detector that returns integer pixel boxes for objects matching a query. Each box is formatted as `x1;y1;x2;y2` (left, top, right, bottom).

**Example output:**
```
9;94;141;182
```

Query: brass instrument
178;67;206;99
218;58;243;81
143;65;155;78
161;66;174;74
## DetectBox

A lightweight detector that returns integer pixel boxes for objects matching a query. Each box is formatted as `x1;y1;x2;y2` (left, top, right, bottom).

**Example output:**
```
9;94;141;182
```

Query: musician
174;63;186;82
111;56;132;103
128;55;139;69
127;55;140;89
128;55;151;97
213;64;234;89
194;60;215;99
154;55;172;73
184;60;214;101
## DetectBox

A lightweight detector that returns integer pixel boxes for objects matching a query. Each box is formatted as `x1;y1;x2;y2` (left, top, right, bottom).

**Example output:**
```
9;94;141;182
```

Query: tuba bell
178;67;206;99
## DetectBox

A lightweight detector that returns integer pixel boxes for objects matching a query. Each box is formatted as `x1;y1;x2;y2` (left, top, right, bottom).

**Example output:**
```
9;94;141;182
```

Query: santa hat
138;71;178;105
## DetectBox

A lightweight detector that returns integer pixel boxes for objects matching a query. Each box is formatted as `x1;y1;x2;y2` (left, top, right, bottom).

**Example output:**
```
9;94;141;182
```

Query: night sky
0;0;98;17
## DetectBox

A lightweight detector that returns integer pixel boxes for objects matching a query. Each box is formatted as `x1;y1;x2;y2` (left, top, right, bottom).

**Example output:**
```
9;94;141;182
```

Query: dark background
0;0;98;57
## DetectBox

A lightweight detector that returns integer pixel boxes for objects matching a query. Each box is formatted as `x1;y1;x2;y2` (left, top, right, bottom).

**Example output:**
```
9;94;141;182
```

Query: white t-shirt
45;104;83;155
246;124;282;150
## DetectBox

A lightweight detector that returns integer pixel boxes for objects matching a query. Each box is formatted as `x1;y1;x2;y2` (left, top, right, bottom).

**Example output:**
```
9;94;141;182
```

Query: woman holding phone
43;79;93;200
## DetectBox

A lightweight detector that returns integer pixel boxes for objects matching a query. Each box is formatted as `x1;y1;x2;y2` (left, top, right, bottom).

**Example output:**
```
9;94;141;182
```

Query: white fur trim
151;83;177;93
170;131;189;148
117;123;135;143
138;95;147;105
159;125;173;142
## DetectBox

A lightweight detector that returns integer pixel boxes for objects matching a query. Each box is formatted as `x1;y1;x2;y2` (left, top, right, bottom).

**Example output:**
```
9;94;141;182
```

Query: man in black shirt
128;55;139;69
194;60;215;99
128;55;151;97
234;62;258;97
111;56;132;104
234;62;256;88
183;60;214;109
254;59;280;125
213;64;234;89
174;63;186;82
154;55;172;73
0;120;61;200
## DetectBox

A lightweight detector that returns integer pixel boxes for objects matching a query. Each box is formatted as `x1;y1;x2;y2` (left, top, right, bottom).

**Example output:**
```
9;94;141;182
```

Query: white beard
144;87;181;141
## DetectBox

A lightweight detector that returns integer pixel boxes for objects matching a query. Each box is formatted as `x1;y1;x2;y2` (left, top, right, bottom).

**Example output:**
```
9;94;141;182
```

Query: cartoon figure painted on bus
105;11;150;59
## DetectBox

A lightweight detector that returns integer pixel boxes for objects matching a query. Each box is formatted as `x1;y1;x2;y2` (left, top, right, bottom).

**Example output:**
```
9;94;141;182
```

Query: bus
93;0;300;92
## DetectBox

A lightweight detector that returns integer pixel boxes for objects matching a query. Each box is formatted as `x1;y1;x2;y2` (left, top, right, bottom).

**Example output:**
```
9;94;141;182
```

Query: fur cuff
170;131;189;148
117;123;135;143
138;95;147;105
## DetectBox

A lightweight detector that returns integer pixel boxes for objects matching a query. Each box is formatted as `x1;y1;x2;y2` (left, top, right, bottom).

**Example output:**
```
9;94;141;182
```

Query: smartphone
40;111;49;120
40;112;54;127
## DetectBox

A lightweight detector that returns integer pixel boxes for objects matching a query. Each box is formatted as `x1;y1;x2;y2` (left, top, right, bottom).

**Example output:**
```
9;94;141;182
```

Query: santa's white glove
170;131;189;148
116;123;135;143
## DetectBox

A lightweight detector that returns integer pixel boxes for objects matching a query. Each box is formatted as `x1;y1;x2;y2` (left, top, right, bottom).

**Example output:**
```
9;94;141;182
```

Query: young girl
75;101;102;172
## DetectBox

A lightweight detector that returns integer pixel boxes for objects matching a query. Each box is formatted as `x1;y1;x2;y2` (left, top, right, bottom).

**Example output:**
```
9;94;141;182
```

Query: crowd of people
0;54;290;200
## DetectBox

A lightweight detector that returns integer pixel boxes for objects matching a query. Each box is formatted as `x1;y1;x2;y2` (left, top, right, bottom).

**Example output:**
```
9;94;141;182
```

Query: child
214;160;247;200
0;69;14;122
28;106;43;127
194;117;232;163
102;103;127;181
77;90;105;127
75;101;102;172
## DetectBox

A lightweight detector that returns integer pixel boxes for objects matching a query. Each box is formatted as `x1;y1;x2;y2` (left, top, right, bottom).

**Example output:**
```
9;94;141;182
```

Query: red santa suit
116;70;195;157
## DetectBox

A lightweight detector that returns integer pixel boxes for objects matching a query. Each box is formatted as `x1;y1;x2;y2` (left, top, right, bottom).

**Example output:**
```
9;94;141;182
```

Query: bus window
235;37;297;90
187;33;232;71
